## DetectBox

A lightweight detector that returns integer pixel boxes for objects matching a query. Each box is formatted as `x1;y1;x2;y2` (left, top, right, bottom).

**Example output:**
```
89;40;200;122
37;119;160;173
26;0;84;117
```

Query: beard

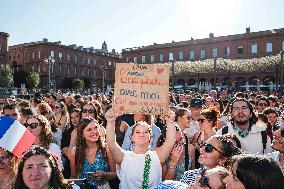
235;118;250;126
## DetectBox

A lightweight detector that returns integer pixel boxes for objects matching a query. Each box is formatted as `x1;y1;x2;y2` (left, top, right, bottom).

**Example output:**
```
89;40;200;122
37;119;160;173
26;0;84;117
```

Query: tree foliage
72;78;84;91
13;70;29;88
26;72;40;89
82;77;91;89
0;65;13;87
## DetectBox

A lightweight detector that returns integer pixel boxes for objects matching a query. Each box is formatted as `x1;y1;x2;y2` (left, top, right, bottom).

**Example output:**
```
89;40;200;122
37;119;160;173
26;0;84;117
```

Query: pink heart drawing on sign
157;67;164;75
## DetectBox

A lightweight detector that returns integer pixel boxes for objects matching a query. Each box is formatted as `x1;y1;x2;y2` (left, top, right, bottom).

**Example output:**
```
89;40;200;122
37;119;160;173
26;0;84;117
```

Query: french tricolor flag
0;116;35;158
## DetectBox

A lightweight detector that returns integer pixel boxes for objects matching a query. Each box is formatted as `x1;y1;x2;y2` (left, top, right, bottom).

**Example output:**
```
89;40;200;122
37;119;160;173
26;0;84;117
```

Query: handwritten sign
113;63;170;115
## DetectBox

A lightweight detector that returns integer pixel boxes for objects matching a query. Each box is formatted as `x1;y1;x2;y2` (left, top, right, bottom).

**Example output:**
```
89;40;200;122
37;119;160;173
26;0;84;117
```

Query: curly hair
201;108;219;128
75;117;107;176
27;114;53;148
14;147;71;189
211;134;243;168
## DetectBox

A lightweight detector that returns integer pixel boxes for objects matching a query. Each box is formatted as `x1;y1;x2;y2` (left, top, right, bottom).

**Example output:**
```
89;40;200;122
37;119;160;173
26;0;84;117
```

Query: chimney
209;33;214;39
112;49;116;54
43;38;48;42
246;27;250;34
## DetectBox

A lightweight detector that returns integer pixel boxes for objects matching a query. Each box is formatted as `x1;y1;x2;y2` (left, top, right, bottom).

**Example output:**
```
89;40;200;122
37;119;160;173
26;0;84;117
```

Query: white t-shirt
117;150;162;189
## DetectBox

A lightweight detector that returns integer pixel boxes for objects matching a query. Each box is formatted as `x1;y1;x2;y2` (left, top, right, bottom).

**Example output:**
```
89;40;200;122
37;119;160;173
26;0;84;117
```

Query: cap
190;98;203;108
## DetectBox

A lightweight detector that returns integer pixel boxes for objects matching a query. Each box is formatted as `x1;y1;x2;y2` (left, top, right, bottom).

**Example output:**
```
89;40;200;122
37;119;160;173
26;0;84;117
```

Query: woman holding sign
105;109;176;189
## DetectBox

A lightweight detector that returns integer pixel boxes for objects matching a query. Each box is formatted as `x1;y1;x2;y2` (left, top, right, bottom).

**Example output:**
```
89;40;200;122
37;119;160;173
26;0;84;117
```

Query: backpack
221;126;267;154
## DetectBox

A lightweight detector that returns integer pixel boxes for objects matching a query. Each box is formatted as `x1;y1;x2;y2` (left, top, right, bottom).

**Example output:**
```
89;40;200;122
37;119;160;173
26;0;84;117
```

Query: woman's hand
105;108;122;124
87;170;107;180
164;110;175;124
169;144;183;167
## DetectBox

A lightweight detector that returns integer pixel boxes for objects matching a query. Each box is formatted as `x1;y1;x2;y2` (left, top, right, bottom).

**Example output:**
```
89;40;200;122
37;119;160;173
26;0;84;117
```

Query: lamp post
44;56;55;92
280;51;284;96
170;59;175;92
100;65;105;94
213;58;217;89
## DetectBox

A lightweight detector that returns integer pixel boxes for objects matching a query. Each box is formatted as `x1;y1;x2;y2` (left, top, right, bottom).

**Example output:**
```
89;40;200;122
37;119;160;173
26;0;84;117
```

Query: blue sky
0;0;283;53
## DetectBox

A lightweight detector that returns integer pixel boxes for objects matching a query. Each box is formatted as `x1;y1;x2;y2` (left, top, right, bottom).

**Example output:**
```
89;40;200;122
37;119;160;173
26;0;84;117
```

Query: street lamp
44;56;55;92
99;65;105;94
279;51;284;96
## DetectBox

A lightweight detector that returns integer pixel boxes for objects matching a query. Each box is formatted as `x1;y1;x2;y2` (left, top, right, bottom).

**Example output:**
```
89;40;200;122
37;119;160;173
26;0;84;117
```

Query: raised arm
105;109;124;165
156;111;176;163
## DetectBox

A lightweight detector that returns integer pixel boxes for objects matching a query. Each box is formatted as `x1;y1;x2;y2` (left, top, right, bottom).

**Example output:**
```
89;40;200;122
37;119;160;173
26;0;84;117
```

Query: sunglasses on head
199;170;212;189
201;143;226;157
24;123;41;129
82;109;95;114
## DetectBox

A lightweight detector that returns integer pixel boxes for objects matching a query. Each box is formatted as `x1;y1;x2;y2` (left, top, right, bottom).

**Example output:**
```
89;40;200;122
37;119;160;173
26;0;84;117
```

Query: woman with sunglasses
192;108;219;147
25;114;63;171
69;117;116;188
266;124;284;174
105;109;176;189
0;147;19;189
224;154;284;189
180;134;242;185
187;166;229;189
14;147;72;189
156;125;195;181
54;101;69;132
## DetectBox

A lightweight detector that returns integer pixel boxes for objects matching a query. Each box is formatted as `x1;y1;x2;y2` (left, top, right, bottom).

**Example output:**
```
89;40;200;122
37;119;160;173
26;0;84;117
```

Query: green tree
27;72;40;89
72;78;84;91
0;64;13;87
61;77;74;89
13;70;29;88
82;77;91;89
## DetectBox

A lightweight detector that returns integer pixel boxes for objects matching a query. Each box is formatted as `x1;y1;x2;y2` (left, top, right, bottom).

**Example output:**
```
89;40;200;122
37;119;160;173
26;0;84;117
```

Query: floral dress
79;150;109;188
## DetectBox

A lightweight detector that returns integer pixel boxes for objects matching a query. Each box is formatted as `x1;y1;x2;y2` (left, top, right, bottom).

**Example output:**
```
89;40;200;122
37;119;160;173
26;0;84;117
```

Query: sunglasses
82;109;95;114
202;143;226;157
197;118;206;123
24;123;41;129
199;170;212;189
258;103;268;107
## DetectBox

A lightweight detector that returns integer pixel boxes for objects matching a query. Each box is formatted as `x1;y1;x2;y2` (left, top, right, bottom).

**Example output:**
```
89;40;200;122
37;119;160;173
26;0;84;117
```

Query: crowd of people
0;89;284;189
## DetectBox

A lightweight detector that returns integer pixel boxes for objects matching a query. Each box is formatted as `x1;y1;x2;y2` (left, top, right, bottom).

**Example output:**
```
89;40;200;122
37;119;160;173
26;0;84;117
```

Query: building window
59;65;62;74
169;52;174;61
38;51;41;59
51;64;54;73
59;52;62;60
31;65;34;72
200;50;206;59
251;44;257;54
67;54;71;62
32;52;35;60
67;66;70;75
50;51;54;58
159;53;163;62
74;67;77;75
38;65;41;73
212;48;217;58
224;47;230;56
237;46;244;55
150;55;154;63
93;69;96;77
88;68;90;76
282;41;284;51
133;57;137;63
81;67;84;76
178;52;184;60
266;42;272;52
74;56;77;62
141;56;146;63
93;59;97;65
189;51;195;60
87;58;90;64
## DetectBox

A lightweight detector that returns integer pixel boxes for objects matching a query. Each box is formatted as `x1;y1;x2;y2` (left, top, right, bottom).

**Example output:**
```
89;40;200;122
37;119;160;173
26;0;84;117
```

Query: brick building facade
121;27;284;89
5;36;122;91
0;32;9;65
